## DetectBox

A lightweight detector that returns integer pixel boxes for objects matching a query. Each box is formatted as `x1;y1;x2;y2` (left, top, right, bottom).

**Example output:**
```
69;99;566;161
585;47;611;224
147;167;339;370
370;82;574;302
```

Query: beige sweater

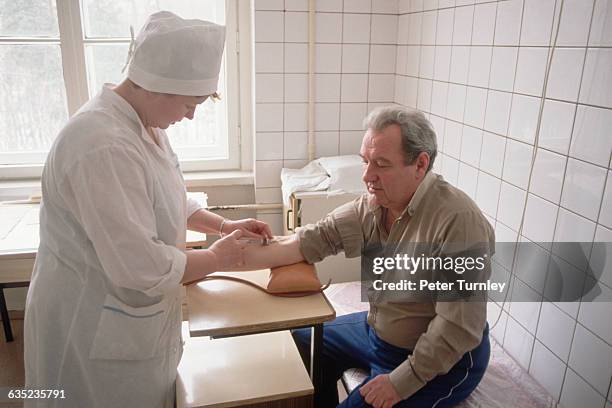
297;171;495;399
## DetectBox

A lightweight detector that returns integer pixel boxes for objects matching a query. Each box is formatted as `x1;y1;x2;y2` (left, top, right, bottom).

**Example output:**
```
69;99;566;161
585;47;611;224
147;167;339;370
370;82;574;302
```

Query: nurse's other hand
224;218;273;239
208;230;247;270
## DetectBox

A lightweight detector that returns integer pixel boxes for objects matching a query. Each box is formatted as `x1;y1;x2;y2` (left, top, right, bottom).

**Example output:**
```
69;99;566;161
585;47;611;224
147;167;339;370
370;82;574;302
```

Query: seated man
242;106;494;408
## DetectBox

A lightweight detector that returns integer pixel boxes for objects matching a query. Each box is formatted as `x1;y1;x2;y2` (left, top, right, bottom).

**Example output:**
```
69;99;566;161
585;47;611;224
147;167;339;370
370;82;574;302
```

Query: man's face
360;124;426;213
147;94;208;129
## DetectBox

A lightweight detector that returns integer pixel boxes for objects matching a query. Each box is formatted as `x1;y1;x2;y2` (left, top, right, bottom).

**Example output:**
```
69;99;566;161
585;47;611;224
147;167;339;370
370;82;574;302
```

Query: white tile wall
343;14;371;44
570;105;612;167
475;171;501;217
520;0;555;46
315;13;342;44
536;302;575;361
579;48;612;108
484;90;512;136
514;47;548;97
568;324;612;396
504;316;535;369
502;139;533;189
460;125;483;167
489;46;518;92
436;8;455;45
284;43;308;72
457;162;478;199
479;132;506;177
508;94;540;144
467;46;492;88
494;0;523;46
344;0;371;13
283;132;308;160
539;99;575;155
453;5;473;45
561;158;607;222
497;181;526;231
589;0;612;46
523;193;559;243
446;83;467;122
546;48;586;103
419;45;435;78
449;46;470;84
472;2;496;45
431;81;449;116
560;369;607;408
284;74;308;102
285;0;308;11
529;340;566;400
252;2;612;403
285;12;308;42
464;86;487;128
600;172;612;229
530;148;566;203
433;46;452;81
578;279;612;344
343;44;371;72
556;0;594;46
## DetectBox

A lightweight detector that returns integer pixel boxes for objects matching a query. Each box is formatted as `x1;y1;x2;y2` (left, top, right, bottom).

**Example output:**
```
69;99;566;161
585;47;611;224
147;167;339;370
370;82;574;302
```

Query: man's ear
415;152;430;177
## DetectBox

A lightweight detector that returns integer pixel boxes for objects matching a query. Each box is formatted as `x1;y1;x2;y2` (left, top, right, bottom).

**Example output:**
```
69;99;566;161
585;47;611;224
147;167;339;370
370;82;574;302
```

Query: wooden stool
176;330;313;407
341;368;369;394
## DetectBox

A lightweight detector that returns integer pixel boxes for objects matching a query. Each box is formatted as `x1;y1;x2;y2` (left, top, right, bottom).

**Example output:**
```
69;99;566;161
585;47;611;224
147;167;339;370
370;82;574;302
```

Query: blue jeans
292;311;490;408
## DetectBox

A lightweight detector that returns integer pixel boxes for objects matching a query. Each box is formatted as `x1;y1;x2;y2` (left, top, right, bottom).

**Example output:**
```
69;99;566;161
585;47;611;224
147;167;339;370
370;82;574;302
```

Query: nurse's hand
223;218;273;239
208;230;247;270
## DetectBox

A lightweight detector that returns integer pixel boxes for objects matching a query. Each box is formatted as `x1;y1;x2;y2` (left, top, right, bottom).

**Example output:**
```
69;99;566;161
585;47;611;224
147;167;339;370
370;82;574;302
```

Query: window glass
0;0;59;37
0;45;68;163
82;0;229;161
81;0;225;38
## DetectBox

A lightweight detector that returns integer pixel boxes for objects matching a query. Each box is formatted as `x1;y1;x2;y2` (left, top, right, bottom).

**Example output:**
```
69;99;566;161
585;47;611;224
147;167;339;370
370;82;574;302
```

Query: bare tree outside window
0;0;233;169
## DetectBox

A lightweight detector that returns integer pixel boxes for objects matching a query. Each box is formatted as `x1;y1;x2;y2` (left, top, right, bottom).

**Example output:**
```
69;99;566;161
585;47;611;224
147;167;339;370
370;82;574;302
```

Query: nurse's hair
363;106;437;172
127;79;221;101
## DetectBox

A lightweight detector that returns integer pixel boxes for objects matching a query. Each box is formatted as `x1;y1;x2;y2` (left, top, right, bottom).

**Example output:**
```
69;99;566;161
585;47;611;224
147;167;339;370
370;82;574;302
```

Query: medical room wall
251;0;612;406
393;0;612;406
252;0;399;232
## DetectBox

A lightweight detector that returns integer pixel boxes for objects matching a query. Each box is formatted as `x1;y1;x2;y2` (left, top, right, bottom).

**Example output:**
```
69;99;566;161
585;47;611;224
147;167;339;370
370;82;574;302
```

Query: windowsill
183;170;254;189
0;171;254;200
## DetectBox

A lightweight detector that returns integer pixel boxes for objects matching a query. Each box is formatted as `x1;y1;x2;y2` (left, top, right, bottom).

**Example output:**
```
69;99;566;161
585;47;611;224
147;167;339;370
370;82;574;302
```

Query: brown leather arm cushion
267;262;323;294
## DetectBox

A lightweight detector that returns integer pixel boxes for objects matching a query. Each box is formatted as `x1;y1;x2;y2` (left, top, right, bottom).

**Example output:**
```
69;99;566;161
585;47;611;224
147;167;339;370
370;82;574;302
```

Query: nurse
23;11;270;407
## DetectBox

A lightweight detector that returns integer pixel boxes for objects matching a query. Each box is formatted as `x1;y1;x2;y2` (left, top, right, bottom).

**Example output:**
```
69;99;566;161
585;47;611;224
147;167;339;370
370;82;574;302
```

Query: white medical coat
24;84;201;407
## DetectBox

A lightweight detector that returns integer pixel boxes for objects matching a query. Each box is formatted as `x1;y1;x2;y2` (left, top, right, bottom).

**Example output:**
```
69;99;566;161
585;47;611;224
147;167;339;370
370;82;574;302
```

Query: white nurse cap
125;11;226;96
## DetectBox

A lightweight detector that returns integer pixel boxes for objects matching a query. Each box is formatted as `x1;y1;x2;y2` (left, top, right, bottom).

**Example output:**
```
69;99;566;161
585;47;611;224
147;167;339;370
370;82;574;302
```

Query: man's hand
224;218;272;239
359;374;402;408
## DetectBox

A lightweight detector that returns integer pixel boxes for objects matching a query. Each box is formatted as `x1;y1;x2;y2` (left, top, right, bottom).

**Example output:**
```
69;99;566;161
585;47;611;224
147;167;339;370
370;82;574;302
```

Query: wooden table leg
310;323;323;407
0;287;14;342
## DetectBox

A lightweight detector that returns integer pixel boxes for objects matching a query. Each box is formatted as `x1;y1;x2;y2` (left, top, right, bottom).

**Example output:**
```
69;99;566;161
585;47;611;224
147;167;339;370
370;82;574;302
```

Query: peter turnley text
372;279;506;293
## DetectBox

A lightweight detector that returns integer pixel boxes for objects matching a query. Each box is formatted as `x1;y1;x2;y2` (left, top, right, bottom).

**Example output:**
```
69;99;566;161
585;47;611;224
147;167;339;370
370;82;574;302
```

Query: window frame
0;0;253;180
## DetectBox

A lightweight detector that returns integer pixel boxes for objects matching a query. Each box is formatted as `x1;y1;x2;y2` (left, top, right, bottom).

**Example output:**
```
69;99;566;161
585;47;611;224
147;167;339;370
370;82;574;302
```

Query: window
0;0;248;178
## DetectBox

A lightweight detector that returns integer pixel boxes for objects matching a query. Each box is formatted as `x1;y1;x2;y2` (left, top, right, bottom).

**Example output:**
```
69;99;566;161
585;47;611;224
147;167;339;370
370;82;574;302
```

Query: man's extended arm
239;235;305;270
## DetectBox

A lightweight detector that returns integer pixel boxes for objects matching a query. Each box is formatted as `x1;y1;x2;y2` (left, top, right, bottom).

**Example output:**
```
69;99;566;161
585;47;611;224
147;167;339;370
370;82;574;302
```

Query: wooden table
0;204;38;342
0;201;206;342
186;270;336;406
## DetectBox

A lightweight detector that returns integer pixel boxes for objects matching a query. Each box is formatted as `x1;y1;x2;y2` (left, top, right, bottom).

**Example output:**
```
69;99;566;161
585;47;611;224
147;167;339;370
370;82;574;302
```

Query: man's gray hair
363;106;437;172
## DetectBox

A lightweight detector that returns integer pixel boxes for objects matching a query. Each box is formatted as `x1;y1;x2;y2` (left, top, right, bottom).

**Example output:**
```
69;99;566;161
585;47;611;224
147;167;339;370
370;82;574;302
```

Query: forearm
187;208;225;234
182;249;219;284
237;235;305;271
